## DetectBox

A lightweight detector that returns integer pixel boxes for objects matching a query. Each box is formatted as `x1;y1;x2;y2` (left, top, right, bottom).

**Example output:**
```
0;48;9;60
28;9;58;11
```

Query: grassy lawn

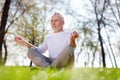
0;66;120;80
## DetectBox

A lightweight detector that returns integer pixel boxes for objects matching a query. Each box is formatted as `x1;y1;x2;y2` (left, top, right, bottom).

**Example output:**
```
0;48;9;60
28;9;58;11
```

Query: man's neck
55;30;64;33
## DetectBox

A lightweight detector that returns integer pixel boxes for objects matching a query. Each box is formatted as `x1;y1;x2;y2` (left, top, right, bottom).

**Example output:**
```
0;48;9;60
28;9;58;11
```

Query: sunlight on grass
0;66;120;80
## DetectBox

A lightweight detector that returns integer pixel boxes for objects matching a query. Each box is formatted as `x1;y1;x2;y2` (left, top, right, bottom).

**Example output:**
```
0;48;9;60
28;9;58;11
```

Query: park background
0;0;120;68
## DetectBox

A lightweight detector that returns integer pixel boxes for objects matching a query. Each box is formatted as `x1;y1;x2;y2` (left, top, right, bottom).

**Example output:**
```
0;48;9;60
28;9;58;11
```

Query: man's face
51;15;64;33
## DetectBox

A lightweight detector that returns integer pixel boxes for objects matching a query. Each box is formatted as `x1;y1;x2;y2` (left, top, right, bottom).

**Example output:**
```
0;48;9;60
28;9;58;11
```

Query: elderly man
14;13;78;68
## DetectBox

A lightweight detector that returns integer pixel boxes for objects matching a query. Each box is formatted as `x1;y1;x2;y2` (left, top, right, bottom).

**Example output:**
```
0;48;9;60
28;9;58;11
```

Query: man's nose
52;22;55;25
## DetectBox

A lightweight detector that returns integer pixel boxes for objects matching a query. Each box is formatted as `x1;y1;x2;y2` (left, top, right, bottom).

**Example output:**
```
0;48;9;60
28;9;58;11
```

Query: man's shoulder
64;31;71;34
45;31;71;38
62;31;71;36
44;33;55;40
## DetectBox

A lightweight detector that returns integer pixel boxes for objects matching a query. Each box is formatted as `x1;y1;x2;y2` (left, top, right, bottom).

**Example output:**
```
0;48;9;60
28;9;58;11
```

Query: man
14;13;79;68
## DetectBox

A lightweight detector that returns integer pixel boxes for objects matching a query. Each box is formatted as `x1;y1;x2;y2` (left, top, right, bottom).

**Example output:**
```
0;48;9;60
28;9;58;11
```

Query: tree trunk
98;23;106;67
29;61;32;67
3;40;8;64
0;0;11;65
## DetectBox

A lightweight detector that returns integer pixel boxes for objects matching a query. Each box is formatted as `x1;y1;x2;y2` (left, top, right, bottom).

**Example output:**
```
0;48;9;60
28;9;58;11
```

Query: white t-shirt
36;31;71;58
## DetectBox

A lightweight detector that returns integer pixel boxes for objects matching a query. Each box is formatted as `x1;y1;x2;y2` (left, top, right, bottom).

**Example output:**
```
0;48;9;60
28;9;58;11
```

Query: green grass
0;66;120;80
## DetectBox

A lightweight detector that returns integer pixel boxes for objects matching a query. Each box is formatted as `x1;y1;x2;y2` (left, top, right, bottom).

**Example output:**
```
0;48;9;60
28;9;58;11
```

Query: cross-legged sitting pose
14;12;79;68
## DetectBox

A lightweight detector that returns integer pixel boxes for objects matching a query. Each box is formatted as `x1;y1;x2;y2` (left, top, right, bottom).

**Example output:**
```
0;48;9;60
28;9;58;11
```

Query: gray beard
54;27;63;33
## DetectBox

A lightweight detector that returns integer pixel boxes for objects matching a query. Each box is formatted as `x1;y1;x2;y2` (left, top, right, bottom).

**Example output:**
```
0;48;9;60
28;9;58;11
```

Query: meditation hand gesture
70;31;79;48
14;36;25;44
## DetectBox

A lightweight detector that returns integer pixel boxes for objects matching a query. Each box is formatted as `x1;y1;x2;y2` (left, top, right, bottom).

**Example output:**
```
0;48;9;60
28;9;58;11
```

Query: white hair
52;12;64;21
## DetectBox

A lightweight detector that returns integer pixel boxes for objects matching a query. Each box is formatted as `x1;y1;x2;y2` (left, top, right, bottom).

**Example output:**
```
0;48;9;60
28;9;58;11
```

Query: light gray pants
27;45;74;68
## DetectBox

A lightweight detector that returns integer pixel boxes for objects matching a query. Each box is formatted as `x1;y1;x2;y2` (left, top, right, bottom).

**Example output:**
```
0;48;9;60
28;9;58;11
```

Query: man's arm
69;31;79;48
14;36;36;48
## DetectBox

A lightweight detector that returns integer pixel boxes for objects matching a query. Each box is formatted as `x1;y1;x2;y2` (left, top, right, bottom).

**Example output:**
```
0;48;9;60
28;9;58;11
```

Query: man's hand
14;36;25;44
71;31;79;39
70;31;79;48
14;36;36;48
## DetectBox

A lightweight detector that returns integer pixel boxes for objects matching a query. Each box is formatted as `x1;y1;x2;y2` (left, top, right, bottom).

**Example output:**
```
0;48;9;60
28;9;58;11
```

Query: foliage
0;66;120;80
1;0;120;68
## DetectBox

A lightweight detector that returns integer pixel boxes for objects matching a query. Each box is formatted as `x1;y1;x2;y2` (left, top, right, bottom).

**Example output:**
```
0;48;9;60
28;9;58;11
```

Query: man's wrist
69;39;76;48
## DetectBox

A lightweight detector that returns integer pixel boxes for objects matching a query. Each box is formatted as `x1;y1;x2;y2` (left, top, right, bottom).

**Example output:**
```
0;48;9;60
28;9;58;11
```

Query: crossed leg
27;45;74;68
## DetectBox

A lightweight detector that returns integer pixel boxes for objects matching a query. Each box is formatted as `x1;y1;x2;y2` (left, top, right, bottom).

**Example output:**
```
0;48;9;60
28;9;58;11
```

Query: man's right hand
14;36;36;48
14;36;25;44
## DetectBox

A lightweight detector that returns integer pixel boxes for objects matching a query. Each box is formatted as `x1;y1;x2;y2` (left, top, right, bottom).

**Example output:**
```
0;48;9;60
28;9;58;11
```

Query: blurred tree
0;0;11;65
0;0;37;65
14;6;48;66
2;0;119;68
74;0;120;68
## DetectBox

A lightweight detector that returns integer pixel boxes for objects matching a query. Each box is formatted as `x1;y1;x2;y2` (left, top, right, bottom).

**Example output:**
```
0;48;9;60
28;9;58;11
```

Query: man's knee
68;45;74;50
64;45;74;54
